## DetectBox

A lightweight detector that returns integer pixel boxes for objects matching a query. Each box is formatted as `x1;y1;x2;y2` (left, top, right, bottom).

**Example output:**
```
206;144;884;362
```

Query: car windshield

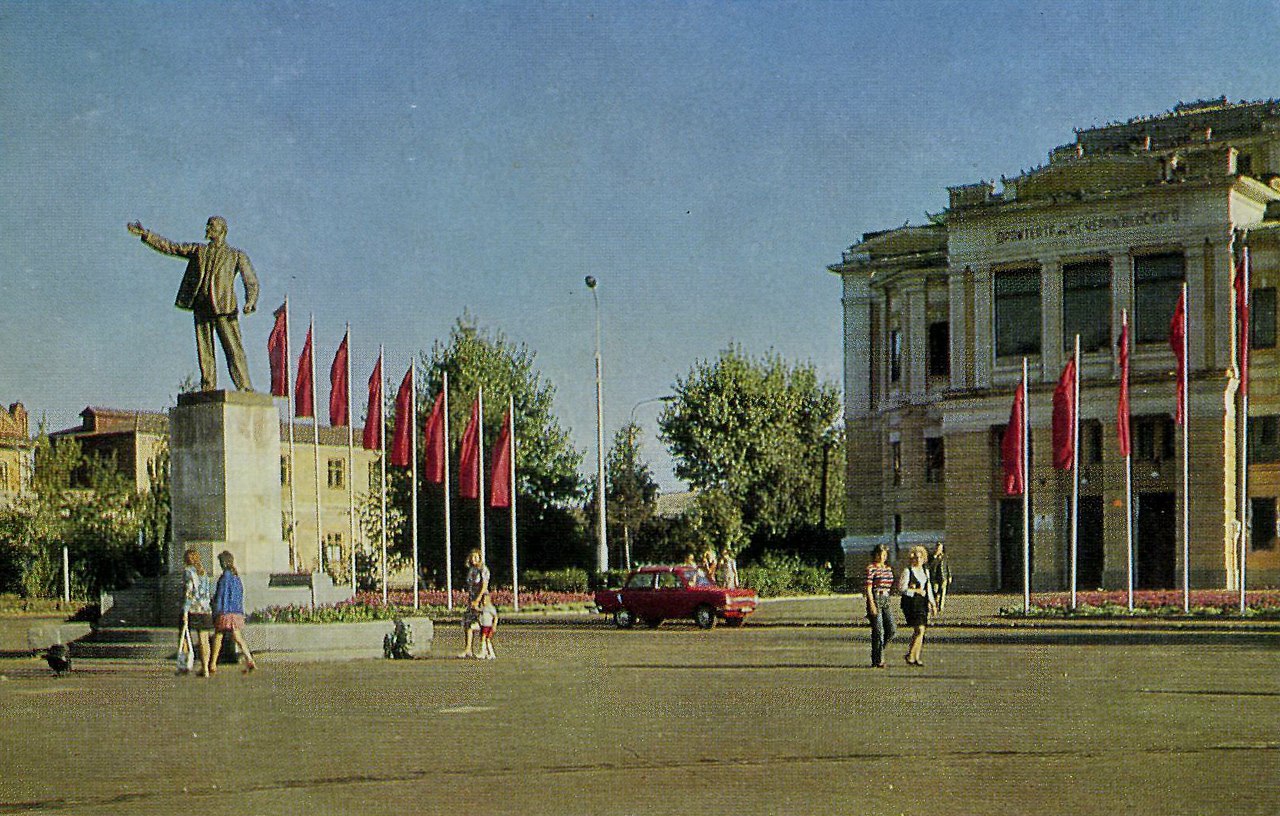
685;569;713;587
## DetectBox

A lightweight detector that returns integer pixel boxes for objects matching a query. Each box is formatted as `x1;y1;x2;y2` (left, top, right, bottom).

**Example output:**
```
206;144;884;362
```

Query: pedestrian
180;548;213;677
476;590;498;660
457;549;490;659
209;550;256;674
928;542;953;614
700;549;718;582
863;544;896;668
718;547;739;589
897;546;936;667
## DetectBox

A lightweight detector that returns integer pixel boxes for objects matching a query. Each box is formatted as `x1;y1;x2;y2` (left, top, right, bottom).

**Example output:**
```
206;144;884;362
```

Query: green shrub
739;551;832;597
522;568;590;593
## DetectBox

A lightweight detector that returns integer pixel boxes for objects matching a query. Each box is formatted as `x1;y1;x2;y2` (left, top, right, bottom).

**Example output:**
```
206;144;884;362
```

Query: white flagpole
1181;282;1190;614
285;297;298;571
1123;310;1134;611
410;361;420;610
1070;334;1080;610
310;316;323;577
477;386;486;563
509;394;519;612
1239;245;1250;615
1022;357;1031;615
379;345;388;605
346;325;356;596
443;370;453;610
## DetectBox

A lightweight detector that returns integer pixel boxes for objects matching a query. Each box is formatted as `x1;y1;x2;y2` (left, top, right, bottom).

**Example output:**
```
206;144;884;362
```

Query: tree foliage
591;421;660;569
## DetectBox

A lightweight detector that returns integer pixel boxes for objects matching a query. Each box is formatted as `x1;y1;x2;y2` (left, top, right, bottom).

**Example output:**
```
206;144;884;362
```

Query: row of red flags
1002;252;1251;496
266;306;513;508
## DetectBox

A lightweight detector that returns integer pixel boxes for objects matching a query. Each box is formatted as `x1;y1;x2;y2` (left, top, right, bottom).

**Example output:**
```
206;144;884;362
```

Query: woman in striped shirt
863;545;896;668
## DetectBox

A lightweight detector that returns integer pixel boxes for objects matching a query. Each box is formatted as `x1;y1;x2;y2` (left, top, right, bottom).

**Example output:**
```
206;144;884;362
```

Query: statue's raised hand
126;221;146;236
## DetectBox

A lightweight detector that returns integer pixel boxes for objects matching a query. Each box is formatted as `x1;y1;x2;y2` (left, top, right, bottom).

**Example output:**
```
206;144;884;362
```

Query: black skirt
901;594;929;627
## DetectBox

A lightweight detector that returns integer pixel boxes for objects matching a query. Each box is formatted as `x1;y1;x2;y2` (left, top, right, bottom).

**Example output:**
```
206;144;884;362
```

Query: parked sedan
594;565;758;629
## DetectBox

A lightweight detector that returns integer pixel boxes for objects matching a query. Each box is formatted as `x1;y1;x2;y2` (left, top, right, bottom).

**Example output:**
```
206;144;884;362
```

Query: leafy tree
588;422;659;570
658;346;844;544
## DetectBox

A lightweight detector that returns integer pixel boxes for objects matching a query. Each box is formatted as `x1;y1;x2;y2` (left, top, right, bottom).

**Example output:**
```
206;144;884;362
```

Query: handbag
176;621;195;673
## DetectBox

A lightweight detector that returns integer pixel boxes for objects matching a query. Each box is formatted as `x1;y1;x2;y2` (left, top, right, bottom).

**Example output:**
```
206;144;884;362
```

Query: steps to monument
69;627;176;660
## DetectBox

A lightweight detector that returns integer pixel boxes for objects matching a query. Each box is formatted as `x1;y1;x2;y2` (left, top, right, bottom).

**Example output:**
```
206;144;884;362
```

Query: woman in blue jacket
209;550;256;673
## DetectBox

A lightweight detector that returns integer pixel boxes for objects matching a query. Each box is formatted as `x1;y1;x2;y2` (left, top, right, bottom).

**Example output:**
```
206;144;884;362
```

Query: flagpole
1122;310;1134;611
1180;282;1190;614
379;345;388;605
477;386;486;563
443;370;453;610
1022;357;1030;615
410;361;420;610
346;325;356;596
509;394;519;612
310;316;323;578
285;298;298;571
1070;334;1080;611
1238;243;1250;615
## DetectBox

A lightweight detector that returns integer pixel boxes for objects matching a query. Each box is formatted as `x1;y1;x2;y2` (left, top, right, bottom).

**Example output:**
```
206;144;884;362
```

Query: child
477;591;498;660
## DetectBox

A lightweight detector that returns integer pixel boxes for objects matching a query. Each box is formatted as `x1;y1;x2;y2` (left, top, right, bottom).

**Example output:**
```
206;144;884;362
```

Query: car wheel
643;616;664;628
614;609;636;629
693;605;717;630
725;616;746;628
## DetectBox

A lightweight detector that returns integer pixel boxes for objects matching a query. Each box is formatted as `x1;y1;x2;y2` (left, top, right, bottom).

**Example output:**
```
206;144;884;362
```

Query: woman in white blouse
896;545;937;666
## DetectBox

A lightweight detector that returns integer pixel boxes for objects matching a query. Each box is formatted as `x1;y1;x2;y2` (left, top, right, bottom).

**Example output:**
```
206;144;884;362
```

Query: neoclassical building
830;98;1280;591
0;402;32;506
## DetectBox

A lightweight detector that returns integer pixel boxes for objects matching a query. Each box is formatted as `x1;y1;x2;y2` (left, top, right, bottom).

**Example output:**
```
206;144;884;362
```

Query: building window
891;441;902;487
1252;287;1276;349
1237;153;1253;176
1134;415;1175;462
281;455;291;487
889;329;902;383
1134;253;1184;344
1249;416;1280;463
995;268;1041;358
924;437;945;483
928;321;950;377
327;458;345;489
1083;419;1103;464
1250;497;1276;550
325;532;345;565
1062;260;1111;352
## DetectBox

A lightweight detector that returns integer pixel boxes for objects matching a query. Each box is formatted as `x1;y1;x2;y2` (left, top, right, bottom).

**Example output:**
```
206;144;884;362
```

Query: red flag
1117;317;1131;458
390;367;414;467
458;398;481;499
1170;290;1187;426
1001;379;1025;496
329;332;349;427
294;327;314;418
362;354;383;450
267;303;289;398
490;409;512;508
1235;251;1249;397
1051;358;1077;470
423;389;446;484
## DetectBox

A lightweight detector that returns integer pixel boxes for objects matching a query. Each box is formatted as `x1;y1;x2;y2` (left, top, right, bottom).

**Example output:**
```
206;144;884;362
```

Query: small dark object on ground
383;619;414;660
45;644;71;676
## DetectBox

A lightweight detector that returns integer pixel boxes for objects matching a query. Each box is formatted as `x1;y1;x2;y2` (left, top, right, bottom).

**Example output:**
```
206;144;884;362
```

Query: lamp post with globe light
586;275;608;575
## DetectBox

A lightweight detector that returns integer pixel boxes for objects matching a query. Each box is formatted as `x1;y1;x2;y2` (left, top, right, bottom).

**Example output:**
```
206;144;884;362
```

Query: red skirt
214;613;244;633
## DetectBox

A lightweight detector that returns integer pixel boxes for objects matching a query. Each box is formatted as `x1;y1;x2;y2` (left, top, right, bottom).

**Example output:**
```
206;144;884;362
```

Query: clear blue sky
2;1;1278;490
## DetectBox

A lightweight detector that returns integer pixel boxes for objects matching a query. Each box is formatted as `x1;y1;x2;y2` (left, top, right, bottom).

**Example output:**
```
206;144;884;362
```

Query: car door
618;571;657;616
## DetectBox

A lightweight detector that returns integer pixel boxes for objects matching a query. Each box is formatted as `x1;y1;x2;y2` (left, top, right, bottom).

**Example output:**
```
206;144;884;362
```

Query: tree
658;346;844;547
595;422;659;569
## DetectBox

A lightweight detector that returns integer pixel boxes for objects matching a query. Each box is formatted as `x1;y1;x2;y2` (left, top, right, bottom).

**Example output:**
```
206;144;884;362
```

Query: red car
594;565;758;629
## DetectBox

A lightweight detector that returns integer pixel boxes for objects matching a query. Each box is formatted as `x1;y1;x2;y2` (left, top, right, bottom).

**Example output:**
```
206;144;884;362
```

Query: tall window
1062;260;1112;352
891;441;902;487
995;268;1041;357
924;437;945;483
1134;253;1184;344
1250;497;1276;551
1082;419;1103;464
1249;416;1280;463
1252;287;1276;349
928;321;950;377
889;329;902;383
1134;415;1175;462
325;532;345;566
281;455;291;487
327;458;345;489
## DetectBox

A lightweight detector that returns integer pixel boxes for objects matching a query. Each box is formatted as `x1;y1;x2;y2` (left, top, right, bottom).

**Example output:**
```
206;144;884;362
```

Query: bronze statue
127;217;259;391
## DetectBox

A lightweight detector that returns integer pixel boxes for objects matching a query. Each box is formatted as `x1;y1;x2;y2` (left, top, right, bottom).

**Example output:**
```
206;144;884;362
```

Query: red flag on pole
267;303;289;398
1170;289;1187;426
423;389;446;484
390;367;414;467
329;331;350;427
458;398;481;499
1117;316;1131;458
1235;250;1250;397
295;326;314;418
1002;378;1025;496
362;353;383;450
1052;358;1077;470
490;409;512;508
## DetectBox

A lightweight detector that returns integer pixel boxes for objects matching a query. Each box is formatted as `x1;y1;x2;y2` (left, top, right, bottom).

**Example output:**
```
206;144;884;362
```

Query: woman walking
863;545;896;668
457;549;490;659
179;548;213;677
928;542;953;614
897;546;936;666
209;551;256;674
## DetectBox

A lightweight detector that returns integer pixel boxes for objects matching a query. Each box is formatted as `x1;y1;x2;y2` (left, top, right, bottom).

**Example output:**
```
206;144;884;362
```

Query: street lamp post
623;395;675;571
586;276;608;575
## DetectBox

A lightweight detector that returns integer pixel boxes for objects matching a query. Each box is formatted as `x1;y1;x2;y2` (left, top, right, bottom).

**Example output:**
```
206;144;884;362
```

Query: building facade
830;98;1280;590
0;402;32;506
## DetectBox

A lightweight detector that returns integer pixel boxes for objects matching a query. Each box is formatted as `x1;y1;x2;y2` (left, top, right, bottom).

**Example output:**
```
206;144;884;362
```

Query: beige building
0;402;32;505
50;407;169;491
830;98;1280;590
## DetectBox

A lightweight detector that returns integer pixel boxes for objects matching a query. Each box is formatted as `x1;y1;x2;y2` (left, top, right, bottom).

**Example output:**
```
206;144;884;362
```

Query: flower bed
1000;589;1280;619
250;588;593;624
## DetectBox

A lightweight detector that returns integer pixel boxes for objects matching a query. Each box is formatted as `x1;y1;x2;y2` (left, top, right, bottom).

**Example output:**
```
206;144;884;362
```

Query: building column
1110;247;1133;376
843;274;874;420
1040;256;1063;382
948;266;971;389
973;265;994;389
904;280;929;399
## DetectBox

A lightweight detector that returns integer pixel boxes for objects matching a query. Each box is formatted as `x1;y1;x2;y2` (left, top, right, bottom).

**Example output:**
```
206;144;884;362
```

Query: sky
2;0;1279;491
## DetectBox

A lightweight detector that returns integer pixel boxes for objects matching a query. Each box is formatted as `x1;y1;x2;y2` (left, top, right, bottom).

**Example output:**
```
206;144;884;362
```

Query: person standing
928;542;953;614
457;549;490;659
180;548;213;677
700;549;718;583
126;217;259;391
863;545;896;668
209;551;256;674
718;547;739;589
897;546;936;667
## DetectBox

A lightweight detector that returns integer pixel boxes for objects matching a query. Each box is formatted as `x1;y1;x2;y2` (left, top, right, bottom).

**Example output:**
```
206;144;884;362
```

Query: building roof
51;406;169;437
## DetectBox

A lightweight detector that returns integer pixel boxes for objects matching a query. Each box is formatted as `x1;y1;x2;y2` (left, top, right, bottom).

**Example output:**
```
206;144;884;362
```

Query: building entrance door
1077;496;1105;590
998;498;1032;591
1136;492;1176;589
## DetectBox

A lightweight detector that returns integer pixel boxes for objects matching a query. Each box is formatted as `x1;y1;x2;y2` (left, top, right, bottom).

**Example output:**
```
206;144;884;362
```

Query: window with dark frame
1134;415;1175;462
891;440;902;487
327;458;345;489
1250;497;1276;551
1133;253;1185;344
928;321;950;377
1252;287;1276;349
1062;260;1112;352
1083;419;1103;464
1249;416;1280;463
889;329;902;383
925;437;945;483
995;268;1042;357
